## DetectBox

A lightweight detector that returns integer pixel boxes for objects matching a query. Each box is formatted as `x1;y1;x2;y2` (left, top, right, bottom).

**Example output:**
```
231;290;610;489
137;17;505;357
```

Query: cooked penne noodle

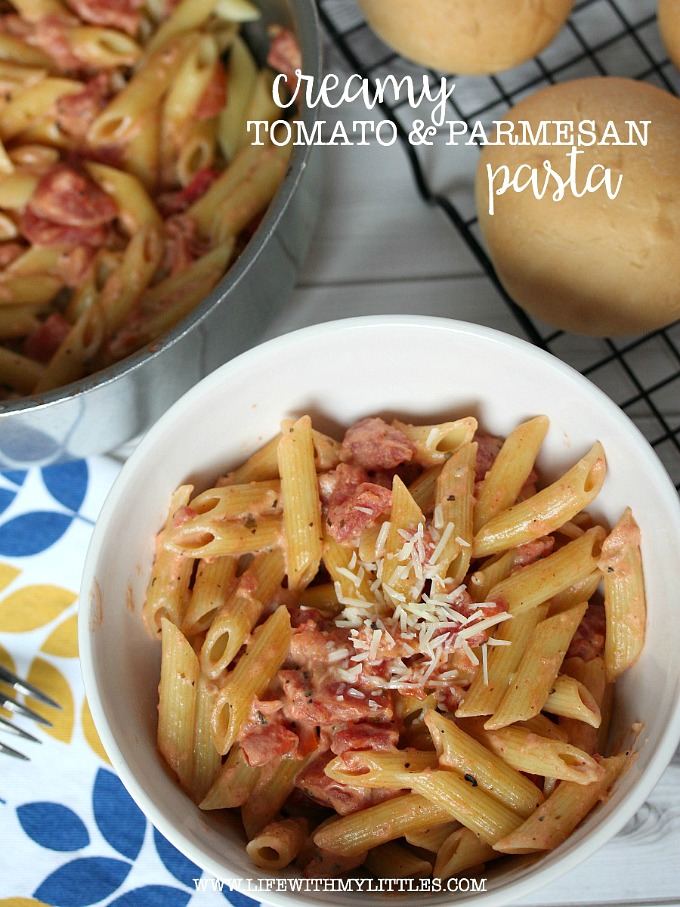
485;602;588;729
218;34;259;158
218;433;281;485
405;821;461;853
247;818;308;870
473;442;607;558
381;476;426;602
241;754;308;838
468;549;517;603
32;303;106;393
324;749;438;788
175;118;217;187
455;605;548;718
166;510;282;559
187;674;221;802
364;841;432;880
94;223;164;346
278;416;324;591
164;34;219;130
558;656;607;754
0;274;62;307
200;548;286;676
142;486;194;636
67;27;142;68
177;480;282;526
210;144;289;243
0;34;54;67
210;606;291;755
157;618;199;791
181;555;239;638
0;345;44;394
200;744;260;810
84;162;161;235
145;0;219;55
543;673;602;728
408;771;525;844
598;508;646;681
215;0;261;22
425;710;544;817
407;463;443;514
0;78;83;139
474;415;549;532
188;141;268;233
434;826;499;880
467;721;605;784
433;441;476;583
0;171;38;208
89;34;195;143
116;241;234;349
516;713;569;743
493;754;627;853
313;794;453;857
548;570;602;615
393;417;478;466
487;526;606;615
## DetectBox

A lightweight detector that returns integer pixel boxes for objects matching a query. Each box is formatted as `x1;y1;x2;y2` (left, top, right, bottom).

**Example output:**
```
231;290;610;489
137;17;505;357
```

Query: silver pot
0;0;322;469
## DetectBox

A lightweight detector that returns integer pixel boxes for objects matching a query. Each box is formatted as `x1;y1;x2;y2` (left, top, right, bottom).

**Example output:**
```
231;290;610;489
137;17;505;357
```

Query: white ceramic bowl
79;315;680;906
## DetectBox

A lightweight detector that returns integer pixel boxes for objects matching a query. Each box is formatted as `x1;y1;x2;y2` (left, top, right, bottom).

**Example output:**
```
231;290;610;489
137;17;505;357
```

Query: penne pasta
425;710;544;817
467;720;605;784
493;754;627;853
364;841;432;880
278;416;324;591
474;415;549;532
543;673;602;728
487;526;606;615
473;443;607;558
598;508;646;681
157;618;199;791
142;486;194;636
485;602;588;729
313;794;453;857
210;606;291;755
247;818;308;870
200;744;260;811
434;826;499;880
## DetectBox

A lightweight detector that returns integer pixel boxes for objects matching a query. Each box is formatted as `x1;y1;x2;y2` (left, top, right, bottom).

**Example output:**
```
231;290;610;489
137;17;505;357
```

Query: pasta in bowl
79;316;680;905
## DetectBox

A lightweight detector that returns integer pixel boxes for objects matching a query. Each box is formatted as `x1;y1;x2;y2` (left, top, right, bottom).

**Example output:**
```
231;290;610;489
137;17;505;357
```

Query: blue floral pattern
0;461;92;556
0;456;261;907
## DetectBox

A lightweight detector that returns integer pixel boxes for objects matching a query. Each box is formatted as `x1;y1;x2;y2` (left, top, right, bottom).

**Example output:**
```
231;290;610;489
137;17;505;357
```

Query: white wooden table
260;20;680;907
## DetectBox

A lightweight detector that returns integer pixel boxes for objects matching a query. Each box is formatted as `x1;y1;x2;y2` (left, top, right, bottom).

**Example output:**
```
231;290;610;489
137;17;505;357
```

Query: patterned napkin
0;458;254;907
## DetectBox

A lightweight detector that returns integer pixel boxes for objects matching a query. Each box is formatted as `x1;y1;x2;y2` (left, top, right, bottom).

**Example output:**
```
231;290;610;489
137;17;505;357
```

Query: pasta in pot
0;0;300;398
143;411;645;879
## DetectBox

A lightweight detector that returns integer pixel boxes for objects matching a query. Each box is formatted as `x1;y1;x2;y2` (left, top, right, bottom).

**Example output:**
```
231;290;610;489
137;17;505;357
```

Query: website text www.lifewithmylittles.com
246;71;651;214
193;876;489;894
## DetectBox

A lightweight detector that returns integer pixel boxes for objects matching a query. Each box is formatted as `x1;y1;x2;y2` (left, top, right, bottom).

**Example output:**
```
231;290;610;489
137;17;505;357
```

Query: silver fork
0;664;62;760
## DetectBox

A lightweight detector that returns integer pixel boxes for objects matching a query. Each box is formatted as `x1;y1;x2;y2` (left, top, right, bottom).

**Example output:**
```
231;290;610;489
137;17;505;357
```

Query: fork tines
0;664;62;760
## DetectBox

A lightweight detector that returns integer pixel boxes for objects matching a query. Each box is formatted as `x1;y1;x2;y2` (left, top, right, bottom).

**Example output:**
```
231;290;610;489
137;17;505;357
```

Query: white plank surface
265;8;680;905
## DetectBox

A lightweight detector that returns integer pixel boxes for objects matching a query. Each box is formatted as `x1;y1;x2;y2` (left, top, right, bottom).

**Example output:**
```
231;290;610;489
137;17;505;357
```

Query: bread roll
659;0;680;70
356;0;573;75
476;77;680;336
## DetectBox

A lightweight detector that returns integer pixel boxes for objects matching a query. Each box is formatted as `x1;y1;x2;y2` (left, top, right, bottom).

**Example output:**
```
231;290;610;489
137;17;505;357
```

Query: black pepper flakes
464;773;478;787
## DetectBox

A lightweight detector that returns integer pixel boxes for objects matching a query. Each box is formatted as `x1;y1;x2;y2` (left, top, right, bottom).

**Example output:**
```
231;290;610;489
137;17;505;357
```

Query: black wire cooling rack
315;0;680;488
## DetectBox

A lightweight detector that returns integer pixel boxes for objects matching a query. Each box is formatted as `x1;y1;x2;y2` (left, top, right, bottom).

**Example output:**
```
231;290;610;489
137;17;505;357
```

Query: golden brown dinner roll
356;0;574;75
475;77;680;336
659;0;680;69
